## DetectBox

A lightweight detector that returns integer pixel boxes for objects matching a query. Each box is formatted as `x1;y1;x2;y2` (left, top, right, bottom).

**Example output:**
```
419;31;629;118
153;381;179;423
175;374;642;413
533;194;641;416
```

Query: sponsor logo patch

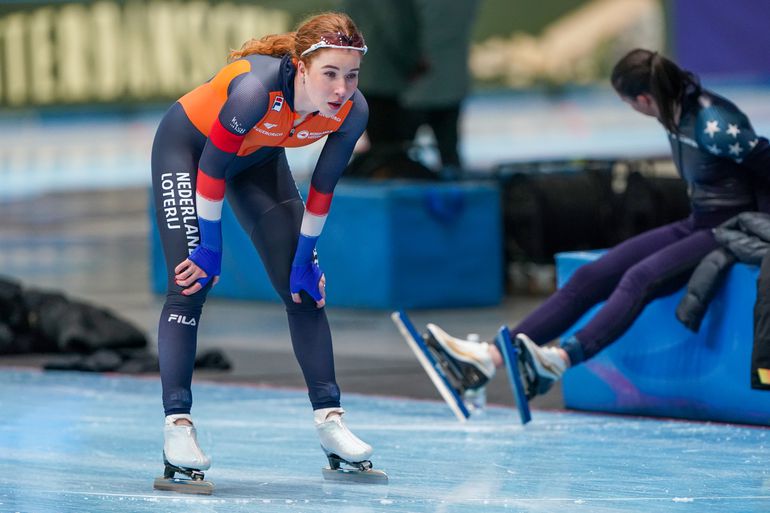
168;313;197;326
229;116;246;134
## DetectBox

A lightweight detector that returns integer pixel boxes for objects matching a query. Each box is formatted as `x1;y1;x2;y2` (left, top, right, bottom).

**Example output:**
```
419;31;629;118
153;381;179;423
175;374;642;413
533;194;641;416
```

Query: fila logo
168;313;197;326
263;122;278;129
272;96;284;112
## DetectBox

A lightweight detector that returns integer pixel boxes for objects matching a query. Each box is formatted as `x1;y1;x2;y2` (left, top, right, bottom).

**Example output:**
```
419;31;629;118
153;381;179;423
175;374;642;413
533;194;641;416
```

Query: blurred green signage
0;0;318;107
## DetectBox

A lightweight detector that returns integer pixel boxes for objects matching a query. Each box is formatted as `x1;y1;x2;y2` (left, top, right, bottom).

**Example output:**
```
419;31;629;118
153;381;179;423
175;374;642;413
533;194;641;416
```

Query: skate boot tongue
165;413;194;426
314;407;345;425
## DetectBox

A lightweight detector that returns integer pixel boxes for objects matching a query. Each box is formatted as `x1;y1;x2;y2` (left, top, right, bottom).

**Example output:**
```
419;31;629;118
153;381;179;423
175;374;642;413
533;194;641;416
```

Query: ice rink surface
0;369;768;513
2;85;770;512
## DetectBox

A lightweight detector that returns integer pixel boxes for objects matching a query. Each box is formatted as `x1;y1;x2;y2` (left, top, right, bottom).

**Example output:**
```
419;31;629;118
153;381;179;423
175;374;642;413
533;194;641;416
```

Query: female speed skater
151;12;385;492
415;48;770;410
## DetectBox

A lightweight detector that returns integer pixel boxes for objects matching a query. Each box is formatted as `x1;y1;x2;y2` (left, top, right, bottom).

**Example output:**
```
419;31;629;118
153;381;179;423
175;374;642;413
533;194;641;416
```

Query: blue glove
188;245;221;288
290;260;324;301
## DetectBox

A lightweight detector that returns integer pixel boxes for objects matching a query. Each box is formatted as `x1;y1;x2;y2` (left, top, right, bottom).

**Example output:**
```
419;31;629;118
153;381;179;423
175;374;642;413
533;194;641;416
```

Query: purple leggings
514;216;722;360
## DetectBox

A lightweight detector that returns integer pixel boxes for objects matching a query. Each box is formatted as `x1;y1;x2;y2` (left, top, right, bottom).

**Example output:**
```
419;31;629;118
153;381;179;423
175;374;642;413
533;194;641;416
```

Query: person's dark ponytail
611;49;700;133
649;52;698;132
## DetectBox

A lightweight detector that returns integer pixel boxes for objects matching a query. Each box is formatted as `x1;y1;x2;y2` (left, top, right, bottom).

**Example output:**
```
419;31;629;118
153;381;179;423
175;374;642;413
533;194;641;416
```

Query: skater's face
297;49;361;117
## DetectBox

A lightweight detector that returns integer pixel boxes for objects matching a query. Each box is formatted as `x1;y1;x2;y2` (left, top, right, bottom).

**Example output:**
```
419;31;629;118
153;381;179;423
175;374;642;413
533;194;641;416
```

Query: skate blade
322;467;389;484
153;476;214;495
496;327;532;425
391;311;470;422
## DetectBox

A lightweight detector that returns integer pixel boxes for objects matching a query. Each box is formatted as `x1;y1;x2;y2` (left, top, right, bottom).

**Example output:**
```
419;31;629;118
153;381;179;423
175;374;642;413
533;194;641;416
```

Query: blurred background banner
0;0;337;108
2;0;769;199
470;0;665;88
2;0;768;109
672;0;770;79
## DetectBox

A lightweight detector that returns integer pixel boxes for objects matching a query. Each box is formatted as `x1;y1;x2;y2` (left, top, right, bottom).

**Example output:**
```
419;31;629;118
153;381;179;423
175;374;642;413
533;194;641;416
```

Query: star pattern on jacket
696;95;759;164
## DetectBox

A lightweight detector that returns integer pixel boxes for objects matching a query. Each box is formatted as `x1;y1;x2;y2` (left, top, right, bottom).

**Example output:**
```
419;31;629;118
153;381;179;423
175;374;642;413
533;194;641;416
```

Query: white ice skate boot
315;407;387;484
514;333;567;399
153;414;213;495
425;323;496;392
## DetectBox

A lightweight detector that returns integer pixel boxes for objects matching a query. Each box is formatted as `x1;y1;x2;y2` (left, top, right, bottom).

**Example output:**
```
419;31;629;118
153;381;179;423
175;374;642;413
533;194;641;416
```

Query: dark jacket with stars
669;86;770;218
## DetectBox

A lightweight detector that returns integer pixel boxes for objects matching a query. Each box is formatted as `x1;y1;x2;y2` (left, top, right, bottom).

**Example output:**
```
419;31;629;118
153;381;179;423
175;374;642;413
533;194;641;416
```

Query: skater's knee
283;292;324;312
165;288;207;313
618;263;657;295
568;260;610;288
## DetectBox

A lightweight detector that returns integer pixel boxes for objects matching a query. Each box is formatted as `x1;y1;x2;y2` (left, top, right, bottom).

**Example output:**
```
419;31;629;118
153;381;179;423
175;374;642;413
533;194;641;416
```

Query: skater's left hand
290;261;326;308
175;258;220;296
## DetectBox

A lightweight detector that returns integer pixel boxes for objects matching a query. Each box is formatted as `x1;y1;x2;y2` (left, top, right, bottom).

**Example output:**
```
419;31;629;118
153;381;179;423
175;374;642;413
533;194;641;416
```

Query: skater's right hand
290;261;326;308
176;246;220;295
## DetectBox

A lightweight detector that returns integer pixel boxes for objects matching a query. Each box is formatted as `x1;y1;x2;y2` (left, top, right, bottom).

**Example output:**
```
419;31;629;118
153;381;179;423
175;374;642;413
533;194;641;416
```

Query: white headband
300;42;368;58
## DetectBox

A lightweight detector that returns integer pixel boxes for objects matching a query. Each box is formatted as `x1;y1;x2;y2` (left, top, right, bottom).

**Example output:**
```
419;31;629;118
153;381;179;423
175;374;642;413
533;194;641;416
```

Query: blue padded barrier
151;181;503;309
557;250;770;425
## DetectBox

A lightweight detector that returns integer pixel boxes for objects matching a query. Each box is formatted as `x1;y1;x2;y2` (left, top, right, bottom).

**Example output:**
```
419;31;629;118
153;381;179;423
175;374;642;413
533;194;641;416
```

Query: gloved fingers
291;284;324;305
289;263;325;305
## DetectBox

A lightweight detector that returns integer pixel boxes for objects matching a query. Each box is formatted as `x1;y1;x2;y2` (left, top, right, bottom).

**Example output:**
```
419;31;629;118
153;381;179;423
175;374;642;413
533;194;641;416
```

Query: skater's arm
290;91;368;307
178;74;270;295
695;101;770;178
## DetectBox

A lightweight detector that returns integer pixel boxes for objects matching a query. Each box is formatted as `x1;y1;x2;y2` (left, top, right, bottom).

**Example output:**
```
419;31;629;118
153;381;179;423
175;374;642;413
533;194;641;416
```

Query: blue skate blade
391;311;470;422
496;327;532;425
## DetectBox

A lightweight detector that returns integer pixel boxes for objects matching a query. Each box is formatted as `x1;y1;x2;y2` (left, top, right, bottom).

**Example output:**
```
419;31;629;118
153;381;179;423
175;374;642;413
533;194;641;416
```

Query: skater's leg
514;220;719;398
569;226;720;362
421;218;700;391
226;154;340;410
510;219;704;398
151;111;211;416
151;110;212;475
513;218;696;345
228;156;384;473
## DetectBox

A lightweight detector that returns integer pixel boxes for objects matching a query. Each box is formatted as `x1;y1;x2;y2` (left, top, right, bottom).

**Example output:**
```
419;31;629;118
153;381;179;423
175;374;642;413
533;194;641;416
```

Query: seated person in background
421;48;770;402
